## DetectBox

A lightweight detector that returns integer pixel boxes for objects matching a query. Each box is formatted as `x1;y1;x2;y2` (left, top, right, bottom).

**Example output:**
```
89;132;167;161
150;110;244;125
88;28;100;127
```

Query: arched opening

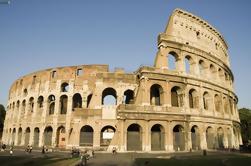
189;89;198;109
24;127;30;145
23;88;28;97
44;126;53;146
123;89;134;104
210;64;217;79
37;96;44;108
216;127;224;149
80;125;93;146
203;92;210;110
185;55;194;74
218;68;224;80
191;125;200;150
214;94;222;112
21;100;26;118
12;128;16;145
61;82;69;92
100;125;116;147
56;126;66;148
33;128;40;147
87;94;93;108
72;93;82;109
29;97;34;112
199;60;206;76
17;127;22;145
168;51;178;70
150;84;163;106
171;86;182;107
48;95;55;115
127;123;142;151
206;127;215;149
60;95;68;114
151;124;165;151
102;88;117;105
173;125;185;151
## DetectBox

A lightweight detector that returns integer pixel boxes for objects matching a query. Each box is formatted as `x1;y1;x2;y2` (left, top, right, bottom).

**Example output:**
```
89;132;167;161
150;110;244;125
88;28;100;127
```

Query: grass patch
134;155;251;166
0;156;79;166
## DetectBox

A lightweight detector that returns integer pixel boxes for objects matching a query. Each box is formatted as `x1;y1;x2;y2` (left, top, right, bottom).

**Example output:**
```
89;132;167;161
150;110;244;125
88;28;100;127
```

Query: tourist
29;145;33;153
2;144;6;151
112;147;117;155
26;145;30;153
42;145;45;154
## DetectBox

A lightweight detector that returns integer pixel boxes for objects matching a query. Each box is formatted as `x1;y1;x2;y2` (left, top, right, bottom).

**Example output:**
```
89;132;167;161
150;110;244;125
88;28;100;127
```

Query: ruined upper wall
158;8;229;66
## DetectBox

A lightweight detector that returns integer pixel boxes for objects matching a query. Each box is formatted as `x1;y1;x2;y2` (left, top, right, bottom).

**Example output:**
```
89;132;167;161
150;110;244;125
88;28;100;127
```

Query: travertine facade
2;9;242;152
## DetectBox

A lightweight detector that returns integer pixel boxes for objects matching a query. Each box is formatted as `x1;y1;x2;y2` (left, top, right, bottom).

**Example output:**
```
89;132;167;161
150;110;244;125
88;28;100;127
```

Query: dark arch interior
127;124;141;131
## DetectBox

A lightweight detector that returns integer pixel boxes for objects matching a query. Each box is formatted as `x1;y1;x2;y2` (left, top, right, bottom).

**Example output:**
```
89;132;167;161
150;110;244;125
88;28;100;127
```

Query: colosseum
2;9;242;152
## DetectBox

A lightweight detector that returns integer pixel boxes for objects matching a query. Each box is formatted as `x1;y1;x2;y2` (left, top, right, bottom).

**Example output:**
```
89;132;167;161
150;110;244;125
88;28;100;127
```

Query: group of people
1;143;6;151
0;142;13;155
25;145;33;153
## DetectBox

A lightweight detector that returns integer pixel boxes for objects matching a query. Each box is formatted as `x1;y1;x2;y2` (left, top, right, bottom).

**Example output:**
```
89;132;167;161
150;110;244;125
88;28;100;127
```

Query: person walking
42;145;45;154
29;145;33;153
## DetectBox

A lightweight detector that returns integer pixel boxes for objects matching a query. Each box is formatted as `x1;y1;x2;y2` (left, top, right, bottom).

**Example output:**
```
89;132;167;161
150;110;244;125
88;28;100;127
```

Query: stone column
177;55;185;73
65;94;73;148
118;120;126;151
144;122;150;151
187;131;192;151
141;78;150;106
154;46;168;69
29;127;34;146
14;130;19;146
93;126;101;149
166;122;173;151
38;128;44;147
200;131;207;149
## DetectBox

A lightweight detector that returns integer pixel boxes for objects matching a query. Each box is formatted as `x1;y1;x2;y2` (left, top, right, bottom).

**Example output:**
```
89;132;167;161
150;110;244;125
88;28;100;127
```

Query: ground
1;149;251;166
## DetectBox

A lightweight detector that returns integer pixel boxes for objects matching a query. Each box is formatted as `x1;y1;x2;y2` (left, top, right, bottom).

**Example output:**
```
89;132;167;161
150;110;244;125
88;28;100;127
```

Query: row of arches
167;51;232;85
150;83;236;114
7;88;135;120
7;123;241;151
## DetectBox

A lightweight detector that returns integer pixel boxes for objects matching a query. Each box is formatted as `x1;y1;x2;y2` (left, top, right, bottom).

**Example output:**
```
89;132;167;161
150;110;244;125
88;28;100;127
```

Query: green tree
239;108;251;144
0;104;6;139
0;104;6;125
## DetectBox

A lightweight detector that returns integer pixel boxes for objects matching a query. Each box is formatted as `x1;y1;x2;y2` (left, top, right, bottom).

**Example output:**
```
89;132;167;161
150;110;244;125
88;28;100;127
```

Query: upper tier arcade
156;8;230;67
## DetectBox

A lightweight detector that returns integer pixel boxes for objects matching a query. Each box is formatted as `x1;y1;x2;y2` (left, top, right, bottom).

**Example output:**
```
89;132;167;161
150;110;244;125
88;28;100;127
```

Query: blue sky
0;0;250;109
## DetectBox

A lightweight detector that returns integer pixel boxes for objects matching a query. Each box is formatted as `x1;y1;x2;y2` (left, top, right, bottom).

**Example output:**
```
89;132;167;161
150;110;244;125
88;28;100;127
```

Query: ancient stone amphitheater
3;9;242;152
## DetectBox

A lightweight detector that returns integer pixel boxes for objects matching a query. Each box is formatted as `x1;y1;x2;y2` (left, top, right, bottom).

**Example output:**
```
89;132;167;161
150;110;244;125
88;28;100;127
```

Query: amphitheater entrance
100;126;116;148
151;124;165;151
33;128;40;147
127;123;142;151
56;126;66;148
44;126;53;146
173;125;185;151
24;127;30;145
17;127;22;145
12;128;16;145
206;127;215;149
227;128;232;148
80;125;93;146
191;125;200;150
216;127;224;149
